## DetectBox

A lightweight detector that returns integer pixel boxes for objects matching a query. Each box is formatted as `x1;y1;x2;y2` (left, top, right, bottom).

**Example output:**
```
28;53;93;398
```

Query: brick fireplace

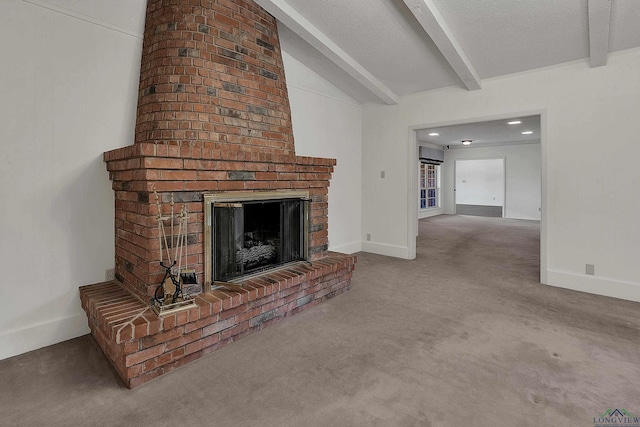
80;0;356;388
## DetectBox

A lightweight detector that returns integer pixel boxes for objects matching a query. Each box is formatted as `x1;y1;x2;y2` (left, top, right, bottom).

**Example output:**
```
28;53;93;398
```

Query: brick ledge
80;252;356;388
103;142;337;167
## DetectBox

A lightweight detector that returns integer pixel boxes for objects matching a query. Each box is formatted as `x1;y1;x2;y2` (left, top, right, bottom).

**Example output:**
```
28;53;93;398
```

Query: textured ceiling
431;0;589;79
270;0;640;103
609;0;640;51
277;24;382;104
283;0;459;94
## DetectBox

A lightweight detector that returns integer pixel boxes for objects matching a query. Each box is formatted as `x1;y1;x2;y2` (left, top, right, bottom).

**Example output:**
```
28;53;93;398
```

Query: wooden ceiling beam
588;0;612;68
255;0;398;105
402;0;481;91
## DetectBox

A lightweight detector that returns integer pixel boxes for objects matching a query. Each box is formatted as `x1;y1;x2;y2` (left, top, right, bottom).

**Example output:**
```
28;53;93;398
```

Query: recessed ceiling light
462;140;472;146
521;131;533;135
508;120;522;125
428;132;439;136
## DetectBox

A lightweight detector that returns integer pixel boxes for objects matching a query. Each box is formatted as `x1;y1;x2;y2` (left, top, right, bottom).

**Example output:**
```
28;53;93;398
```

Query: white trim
329;241;362;254
399;47;640;102
0;313;89;360
402;0;481;91
446;140;540;149
453;157;506;217
539;111;548;284
408;129;419;257
419;208;443;219
588;0;612;68
361;241;411;259
254;0;398;105
417;141;445;150
22;0;144;39
419;162;441;212
408;109;548;282
286;83;361;107
547;270;640;303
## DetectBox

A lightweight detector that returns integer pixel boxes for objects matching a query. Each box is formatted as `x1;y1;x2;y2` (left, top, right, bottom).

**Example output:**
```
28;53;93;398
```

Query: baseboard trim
419;209;443;219
361;241;410;259
0;313;89;360
329;241;362;254
456;204;502;217
546;270;640;303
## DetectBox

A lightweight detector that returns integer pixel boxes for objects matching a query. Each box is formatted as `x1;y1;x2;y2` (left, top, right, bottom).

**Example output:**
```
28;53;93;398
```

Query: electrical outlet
585;264;595;276
105;268;116;281
380;171;385;179
366;233;371;241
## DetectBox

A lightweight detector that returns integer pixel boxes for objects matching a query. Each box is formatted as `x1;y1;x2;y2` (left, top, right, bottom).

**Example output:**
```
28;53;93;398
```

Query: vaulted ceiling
256;0;640;104
32;0;640;106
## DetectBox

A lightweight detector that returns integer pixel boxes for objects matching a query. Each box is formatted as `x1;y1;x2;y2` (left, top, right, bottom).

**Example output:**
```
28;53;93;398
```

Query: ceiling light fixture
428;132;439;136
508;120;522;125
462;139;472;146
521;131;533;135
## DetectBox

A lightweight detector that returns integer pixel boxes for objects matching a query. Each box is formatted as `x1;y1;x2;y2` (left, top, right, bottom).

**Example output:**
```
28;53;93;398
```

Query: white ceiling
257;0;640;103
417;115;541;148
30;0;640;143
34;0;640;103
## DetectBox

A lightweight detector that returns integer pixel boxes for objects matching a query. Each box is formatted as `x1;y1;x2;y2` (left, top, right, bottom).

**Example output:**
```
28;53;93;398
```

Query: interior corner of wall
329;241;362;255
361;241;411;259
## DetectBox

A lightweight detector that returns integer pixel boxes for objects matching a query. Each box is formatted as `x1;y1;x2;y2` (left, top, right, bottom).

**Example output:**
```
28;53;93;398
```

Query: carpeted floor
2;215;640;426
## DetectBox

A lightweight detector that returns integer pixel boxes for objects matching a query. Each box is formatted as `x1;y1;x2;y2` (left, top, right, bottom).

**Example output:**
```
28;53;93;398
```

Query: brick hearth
81;254;355;388
79;0;357;388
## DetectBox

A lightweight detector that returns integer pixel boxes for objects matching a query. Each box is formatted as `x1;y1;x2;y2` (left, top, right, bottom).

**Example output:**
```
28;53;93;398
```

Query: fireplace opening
205;192;309;284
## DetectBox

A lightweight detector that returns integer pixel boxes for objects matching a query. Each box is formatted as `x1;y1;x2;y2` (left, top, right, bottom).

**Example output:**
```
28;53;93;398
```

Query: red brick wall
135;0;294;157
81;253;356;388
87;0;356;387
105;144;334;300
104;0;336;301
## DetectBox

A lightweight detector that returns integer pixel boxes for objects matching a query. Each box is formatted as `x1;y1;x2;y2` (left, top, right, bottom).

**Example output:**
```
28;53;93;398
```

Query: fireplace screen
211;197;308;282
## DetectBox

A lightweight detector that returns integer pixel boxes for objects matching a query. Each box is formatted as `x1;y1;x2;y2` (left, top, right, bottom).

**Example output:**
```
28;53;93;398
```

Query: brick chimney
134;0;295;156
104;0;335;301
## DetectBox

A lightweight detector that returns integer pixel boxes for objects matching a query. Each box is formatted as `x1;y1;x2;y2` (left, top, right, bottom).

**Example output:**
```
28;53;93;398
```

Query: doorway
407;111;546;284
454;158;505;217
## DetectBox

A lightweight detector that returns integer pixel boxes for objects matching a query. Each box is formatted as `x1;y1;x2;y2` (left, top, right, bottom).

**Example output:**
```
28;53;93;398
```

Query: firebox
204;191;310;286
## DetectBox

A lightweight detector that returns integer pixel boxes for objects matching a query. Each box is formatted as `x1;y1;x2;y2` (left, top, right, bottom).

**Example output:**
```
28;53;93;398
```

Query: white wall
282;52;363;255
444;144;541;220
362;48;640;302
0;1;363;360
454;158;504;207
0;0;142;359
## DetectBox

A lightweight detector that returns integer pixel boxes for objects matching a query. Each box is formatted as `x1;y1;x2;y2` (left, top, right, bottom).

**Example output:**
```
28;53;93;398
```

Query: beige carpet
2;215;640;426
